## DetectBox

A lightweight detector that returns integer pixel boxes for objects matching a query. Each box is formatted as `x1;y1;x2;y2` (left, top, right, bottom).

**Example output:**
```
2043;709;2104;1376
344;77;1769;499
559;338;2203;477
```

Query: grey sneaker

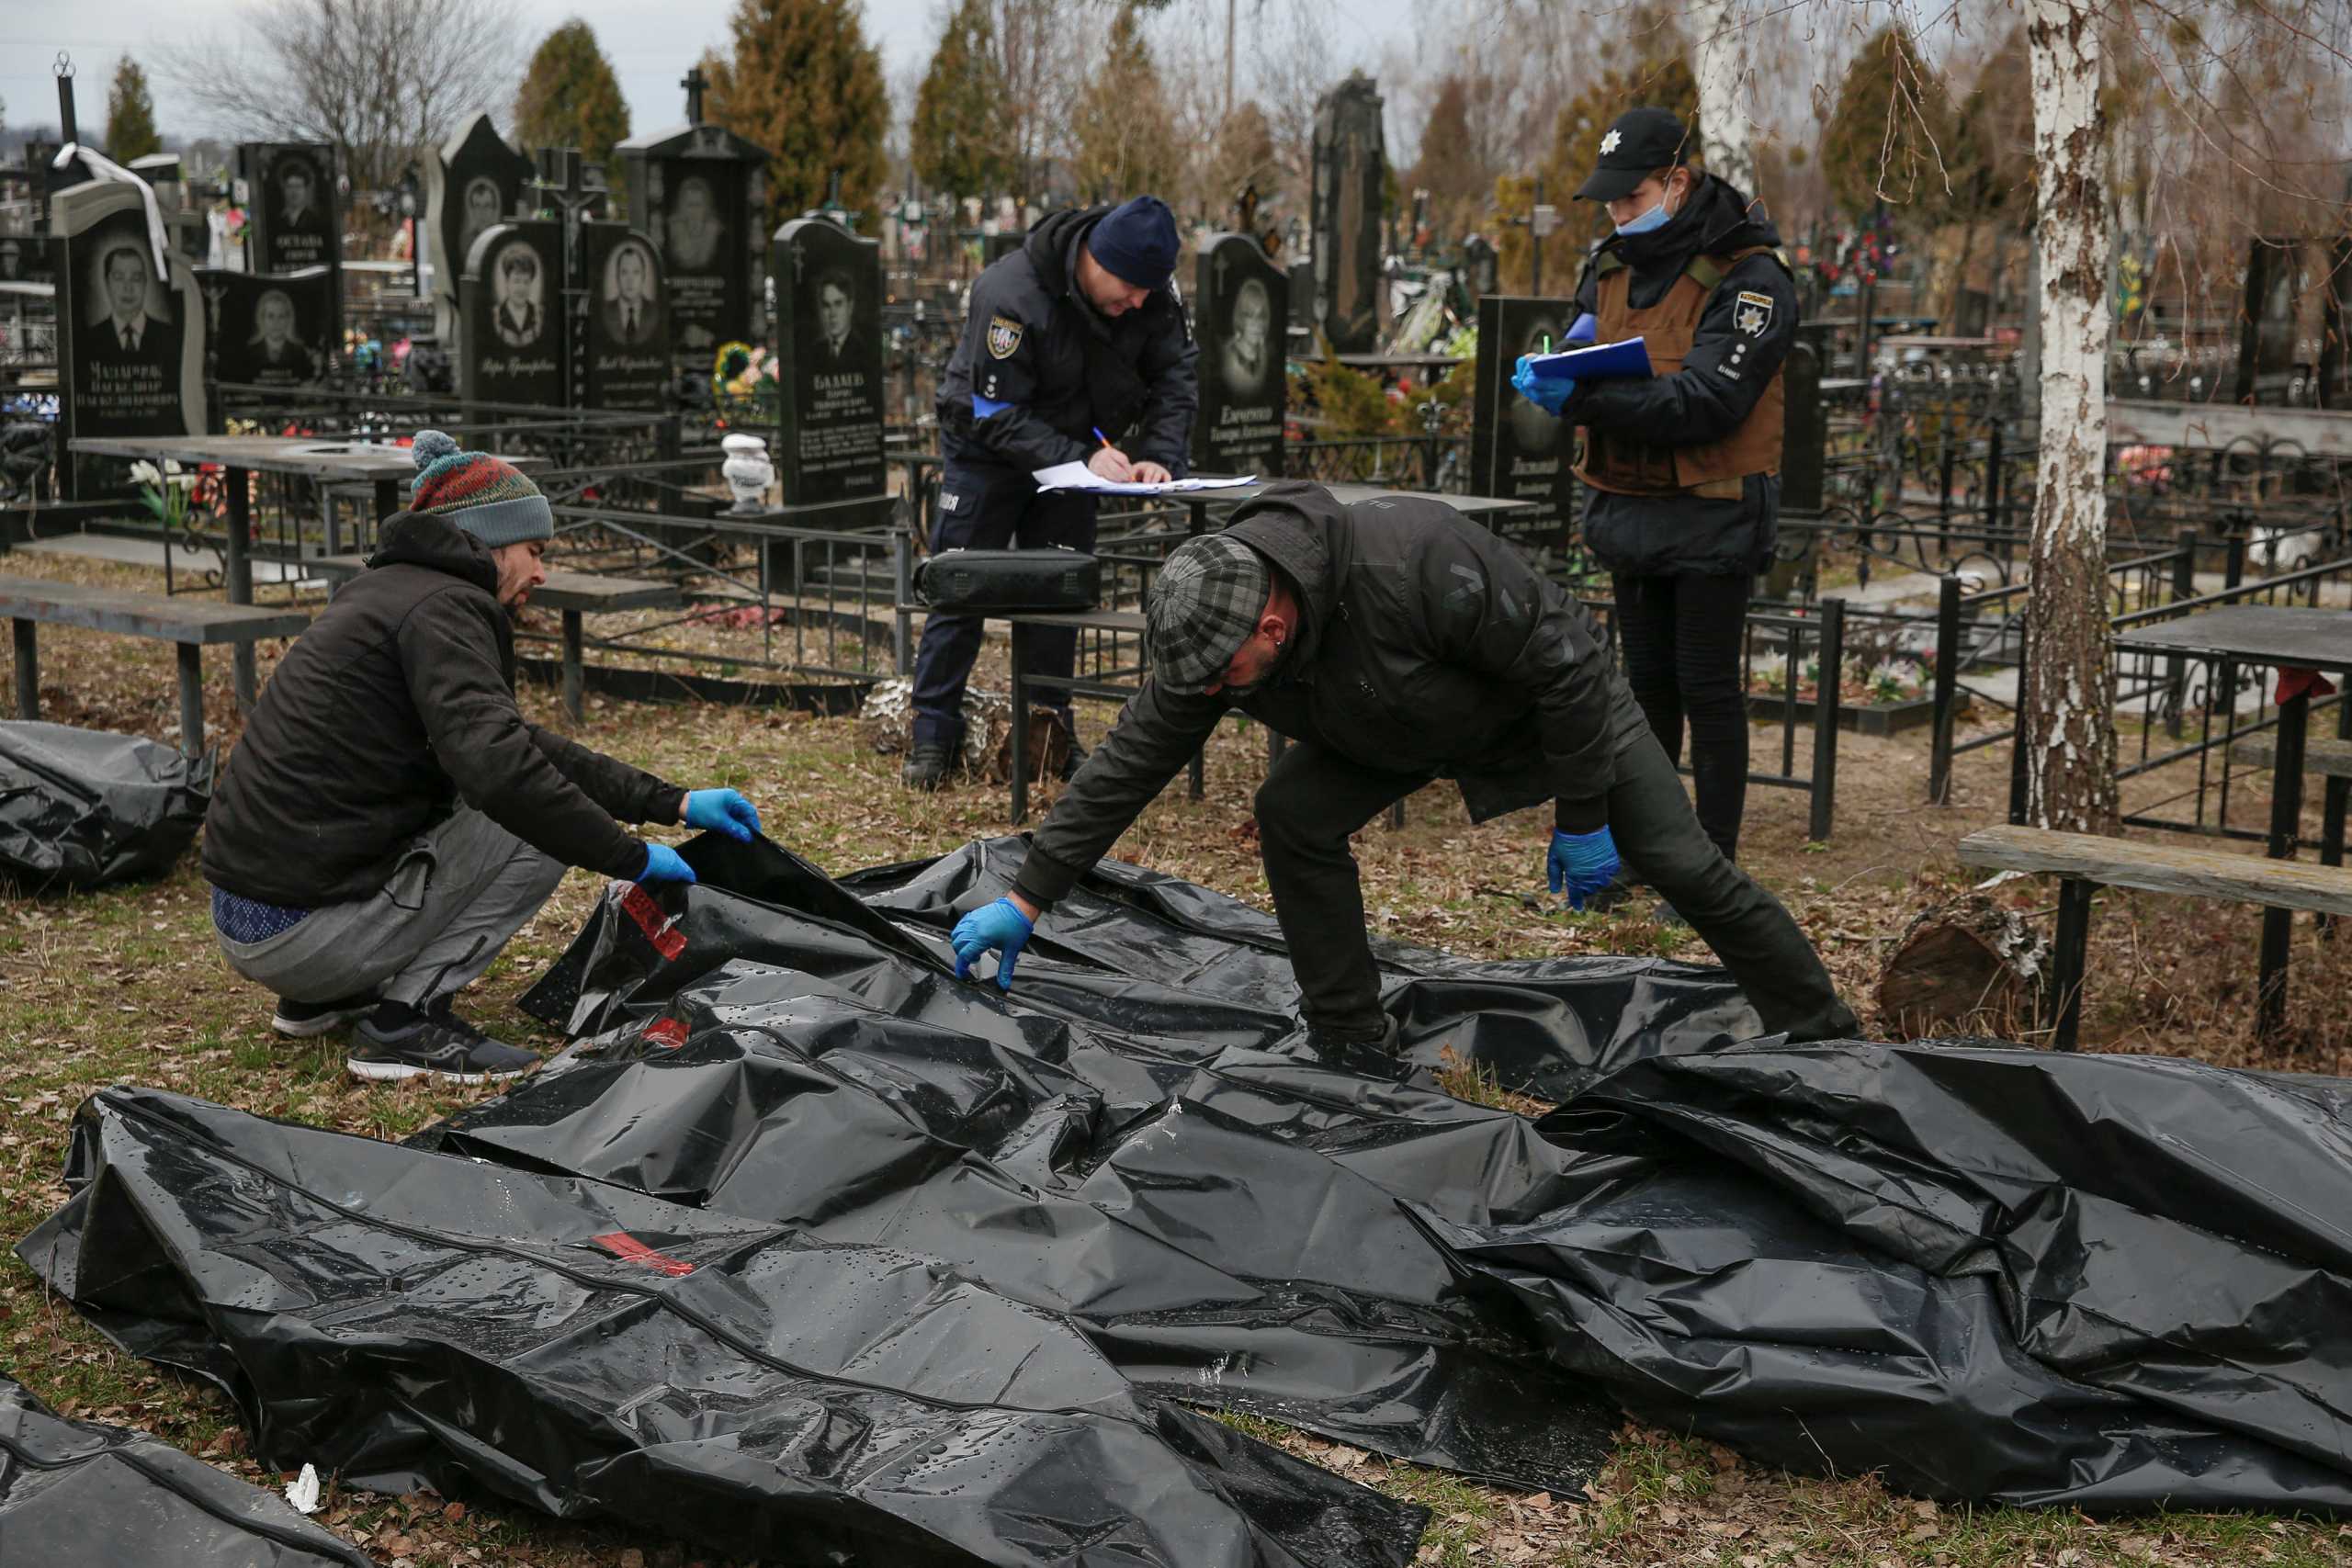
272;992;379;1038
902;742;954;791
348;1002;538;1085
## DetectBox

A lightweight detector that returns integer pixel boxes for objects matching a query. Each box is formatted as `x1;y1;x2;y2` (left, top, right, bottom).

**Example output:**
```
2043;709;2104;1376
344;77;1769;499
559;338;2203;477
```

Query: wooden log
1877;893;2049;1041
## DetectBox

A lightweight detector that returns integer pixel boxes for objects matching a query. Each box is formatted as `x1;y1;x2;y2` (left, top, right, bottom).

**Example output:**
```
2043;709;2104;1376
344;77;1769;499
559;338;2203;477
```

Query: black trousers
910;457;1099;749
1612;571;1753;860
1252;731;1856;1043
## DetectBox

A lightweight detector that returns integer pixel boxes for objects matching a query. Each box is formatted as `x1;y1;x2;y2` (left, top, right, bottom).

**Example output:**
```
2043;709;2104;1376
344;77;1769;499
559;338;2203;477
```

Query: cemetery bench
308;555;679;723
1957;824;2352;1050
0;575;309;755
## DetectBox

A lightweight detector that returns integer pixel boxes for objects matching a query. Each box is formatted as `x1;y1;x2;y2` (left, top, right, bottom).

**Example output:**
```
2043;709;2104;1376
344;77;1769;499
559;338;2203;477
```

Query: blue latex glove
684;787;761;841
1546;827;1621;912
1511;355;1574;416
638;843;698;885
951;897;1035;991
1565;311;1599;345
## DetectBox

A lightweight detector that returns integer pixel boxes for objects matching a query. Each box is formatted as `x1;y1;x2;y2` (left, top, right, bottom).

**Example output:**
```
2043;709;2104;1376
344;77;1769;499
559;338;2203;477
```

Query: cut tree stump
1876;893;2049;1041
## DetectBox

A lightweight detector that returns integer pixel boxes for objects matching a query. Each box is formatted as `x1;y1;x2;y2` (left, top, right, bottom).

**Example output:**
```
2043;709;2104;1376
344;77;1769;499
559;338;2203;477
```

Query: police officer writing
908;195;1199;790
1515;107;1796;914
942;483;1859;1062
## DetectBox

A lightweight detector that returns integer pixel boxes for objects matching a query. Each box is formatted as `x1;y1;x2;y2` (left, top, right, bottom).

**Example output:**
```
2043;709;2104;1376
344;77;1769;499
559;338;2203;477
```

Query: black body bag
915;547;1101;613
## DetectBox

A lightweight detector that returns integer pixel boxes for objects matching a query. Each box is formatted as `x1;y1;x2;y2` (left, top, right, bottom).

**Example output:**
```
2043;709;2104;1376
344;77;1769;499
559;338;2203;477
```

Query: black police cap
1573;107;1697;202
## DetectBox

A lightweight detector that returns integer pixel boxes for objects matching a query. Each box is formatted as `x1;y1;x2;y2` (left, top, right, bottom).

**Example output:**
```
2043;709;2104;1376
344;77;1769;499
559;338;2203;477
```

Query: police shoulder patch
987;313;1023;359
1733;290;1775;338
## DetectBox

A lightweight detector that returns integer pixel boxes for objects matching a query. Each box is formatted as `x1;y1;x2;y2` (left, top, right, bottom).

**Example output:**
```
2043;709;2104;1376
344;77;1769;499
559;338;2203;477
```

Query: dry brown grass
3;542;2349;1565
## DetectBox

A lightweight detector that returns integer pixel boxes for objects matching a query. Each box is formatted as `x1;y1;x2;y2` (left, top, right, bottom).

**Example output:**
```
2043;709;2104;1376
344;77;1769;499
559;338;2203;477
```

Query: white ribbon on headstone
51;142;173;277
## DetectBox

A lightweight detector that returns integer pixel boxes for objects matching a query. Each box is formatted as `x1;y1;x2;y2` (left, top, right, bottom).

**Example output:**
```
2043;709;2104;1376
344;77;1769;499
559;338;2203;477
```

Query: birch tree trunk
1694;0;1758;195
2021;0;2120;832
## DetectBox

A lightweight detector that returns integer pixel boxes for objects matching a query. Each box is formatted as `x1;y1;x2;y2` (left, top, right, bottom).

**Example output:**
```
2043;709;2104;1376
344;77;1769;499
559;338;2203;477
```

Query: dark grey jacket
1014;482;1642;908
1566;174;1796;578
203;512;682;907
936;206;1198;475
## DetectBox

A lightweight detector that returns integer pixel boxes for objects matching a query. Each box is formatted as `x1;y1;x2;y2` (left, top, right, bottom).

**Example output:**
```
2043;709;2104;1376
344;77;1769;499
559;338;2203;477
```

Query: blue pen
1092;426;1111;448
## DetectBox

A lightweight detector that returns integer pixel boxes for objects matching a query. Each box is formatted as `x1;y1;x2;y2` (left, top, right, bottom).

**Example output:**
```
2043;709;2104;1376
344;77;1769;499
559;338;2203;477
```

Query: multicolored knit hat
407;429;552;547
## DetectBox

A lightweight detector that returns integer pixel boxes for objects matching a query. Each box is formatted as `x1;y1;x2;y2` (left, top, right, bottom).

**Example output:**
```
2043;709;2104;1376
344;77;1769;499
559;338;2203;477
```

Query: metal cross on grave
682;65;708;127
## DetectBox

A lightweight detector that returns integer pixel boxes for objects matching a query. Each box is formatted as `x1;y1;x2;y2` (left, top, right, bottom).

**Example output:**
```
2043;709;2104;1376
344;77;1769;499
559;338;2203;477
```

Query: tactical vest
1573;246;1786;501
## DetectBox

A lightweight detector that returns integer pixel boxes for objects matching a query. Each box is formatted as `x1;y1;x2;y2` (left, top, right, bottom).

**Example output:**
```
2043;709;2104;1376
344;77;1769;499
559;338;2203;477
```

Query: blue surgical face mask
1615;197;1674;236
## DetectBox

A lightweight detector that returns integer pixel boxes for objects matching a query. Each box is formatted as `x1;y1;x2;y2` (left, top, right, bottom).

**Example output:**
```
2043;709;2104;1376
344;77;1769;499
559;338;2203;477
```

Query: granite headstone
1311;72;1385;353
772;217;886;506
425;114;534;344
1193;233;1288;479
459;220;566;406
240;143;339;346
1780;338;1825;512
616;120;770;358
198;266;334;389
1462;234;1498;300
53;180;208;498
1470;294;1576;553
582;221;670;411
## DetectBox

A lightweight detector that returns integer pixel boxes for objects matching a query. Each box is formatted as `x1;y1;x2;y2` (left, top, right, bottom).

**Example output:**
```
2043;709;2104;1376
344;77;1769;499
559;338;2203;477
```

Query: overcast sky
8;0;1418;148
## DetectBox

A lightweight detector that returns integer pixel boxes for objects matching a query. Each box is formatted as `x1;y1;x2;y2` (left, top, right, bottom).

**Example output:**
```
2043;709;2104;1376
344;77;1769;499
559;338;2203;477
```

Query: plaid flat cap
1148;533;1272;693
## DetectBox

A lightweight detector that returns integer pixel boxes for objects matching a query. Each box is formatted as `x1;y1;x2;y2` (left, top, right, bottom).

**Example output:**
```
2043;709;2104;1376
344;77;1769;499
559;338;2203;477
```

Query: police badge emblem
1734;290;1774;337
987;314;1023;359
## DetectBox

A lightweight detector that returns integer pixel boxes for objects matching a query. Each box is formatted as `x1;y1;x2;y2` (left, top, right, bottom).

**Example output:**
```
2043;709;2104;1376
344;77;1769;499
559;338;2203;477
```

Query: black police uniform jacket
1564;174;1797;578
203;511;684;908
936;206;1199;475
1012;482;1644;908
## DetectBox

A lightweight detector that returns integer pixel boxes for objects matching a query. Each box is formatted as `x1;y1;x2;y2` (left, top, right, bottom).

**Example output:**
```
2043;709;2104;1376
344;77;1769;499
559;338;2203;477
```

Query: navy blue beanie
1087;196;1180;289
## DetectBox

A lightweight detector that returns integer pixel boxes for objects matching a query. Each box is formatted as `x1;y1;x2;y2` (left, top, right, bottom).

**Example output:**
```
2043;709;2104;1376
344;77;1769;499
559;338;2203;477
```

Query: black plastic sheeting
473;834;2352;1516
20;1088;1427;1568
28;832;2352;1536
0;1375;372;1567
0;721;212;890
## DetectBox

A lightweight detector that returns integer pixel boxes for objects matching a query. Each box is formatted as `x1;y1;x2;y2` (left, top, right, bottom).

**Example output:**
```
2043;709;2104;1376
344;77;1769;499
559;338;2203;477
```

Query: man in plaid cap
948;480;1857;1060
204;431;763;1085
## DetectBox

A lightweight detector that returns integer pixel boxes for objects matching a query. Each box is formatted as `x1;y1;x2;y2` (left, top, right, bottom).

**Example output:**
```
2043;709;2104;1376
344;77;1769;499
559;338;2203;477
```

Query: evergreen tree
1411;77;1486;238
514;20;631;165
705;0;889;231
1818;24;1955;218
1069;4;1180;205
910;0;1012;201
1205;100;1280;220
106;56;161;164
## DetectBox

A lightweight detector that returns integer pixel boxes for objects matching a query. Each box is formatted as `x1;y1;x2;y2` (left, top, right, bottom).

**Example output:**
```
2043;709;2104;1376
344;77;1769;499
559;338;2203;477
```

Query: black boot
1303;1016;1403;1077
902;741;954;791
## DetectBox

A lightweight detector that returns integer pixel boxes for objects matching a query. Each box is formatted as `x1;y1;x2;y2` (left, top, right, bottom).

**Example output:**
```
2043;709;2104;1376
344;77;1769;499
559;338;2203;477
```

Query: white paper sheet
1032;463;1260;496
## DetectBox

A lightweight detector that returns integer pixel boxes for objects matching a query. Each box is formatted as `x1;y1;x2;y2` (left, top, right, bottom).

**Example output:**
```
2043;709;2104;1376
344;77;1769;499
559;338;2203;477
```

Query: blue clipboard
1523;335;1653;382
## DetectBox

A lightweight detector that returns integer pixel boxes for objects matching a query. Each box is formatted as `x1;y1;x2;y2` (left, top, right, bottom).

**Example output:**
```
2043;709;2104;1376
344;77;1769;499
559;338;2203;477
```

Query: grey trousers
216;808;567;1010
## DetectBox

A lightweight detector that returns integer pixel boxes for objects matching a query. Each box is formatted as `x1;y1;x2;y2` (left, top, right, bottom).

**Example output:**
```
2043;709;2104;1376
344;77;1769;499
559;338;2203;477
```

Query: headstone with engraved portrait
240;142;341;345
582;221;670;411
425;114;534;344
1193;232;1289;479
458;221;565;406
1310;72;1385;354
1469;295;1577;553
53;180;208;499
198;266;334;390
616;120;769;360
772;217;886;507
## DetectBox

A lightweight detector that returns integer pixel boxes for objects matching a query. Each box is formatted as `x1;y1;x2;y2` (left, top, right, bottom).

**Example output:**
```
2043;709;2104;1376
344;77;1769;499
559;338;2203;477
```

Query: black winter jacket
1014;482;1644;908
936;206;1198;474
203;513;683;907
1566;174;1796;578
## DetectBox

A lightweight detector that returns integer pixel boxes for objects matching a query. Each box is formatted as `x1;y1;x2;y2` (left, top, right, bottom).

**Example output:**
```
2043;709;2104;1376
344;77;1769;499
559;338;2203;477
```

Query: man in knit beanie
910;193;1197;791
202;431;763;1084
